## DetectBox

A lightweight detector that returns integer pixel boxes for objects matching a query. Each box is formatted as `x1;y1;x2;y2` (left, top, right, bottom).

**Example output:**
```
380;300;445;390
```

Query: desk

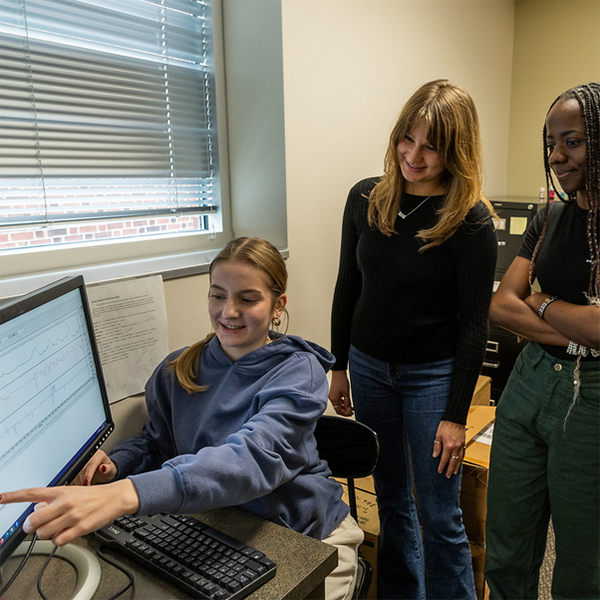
1;507;338;600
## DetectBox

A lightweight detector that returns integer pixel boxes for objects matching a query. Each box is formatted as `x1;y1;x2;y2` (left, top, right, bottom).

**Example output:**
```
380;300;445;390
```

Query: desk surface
1;507;338;600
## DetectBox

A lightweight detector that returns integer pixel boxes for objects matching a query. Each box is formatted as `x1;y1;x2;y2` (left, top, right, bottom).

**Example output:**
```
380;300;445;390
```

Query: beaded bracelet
538;296;559;320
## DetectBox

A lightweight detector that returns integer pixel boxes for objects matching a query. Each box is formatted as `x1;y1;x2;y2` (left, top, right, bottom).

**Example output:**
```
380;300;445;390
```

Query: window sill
0;245;290;300
0;249;216;299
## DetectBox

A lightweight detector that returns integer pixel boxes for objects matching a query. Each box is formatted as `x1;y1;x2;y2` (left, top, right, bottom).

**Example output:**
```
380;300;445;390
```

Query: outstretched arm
0;479;139;546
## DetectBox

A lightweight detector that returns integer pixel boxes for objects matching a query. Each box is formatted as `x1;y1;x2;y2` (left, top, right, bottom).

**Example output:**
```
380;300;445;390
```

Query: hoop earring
272;316;281;327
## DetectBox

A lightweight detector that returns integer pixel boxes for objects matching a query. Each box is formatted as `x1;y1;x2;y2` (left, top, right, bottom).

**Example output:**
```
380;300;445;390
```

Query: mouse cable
35;543;133;600
0;534;39;598
36;543;58;600
95;545;134;600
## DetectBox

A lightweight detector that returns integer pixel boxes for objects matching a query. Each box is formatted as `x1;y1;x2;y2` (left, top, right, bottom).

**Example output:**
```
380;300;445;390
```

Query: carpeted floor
538;522;555;599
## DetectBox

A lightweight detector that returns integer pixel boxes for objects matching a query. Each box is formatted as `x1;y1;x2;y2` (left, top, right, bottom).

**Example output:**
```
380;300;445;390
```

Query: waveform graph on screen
0;306;97;466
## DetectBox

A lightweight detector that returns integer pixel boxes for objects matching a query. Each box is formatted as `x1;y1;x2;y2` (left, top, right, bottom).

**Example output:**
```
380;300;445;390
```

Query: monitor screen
0;275;113;562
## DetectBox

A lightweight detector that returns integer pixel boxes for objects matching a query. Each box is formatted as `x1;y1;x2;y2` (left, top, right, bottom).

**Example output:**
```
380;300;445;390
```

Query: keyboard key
225;579;243;593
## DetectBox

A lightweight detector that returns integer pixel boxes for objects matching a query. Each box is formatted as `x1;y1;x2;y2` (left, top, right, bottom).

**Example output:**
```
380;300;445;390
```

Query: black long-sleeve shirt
331;177;498;424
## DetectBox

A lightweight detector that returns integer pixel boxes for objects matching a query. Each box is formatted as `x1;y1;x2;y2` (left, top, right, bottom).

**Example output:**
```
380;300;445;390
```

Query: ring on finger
433;441;441;445
451;455;460;460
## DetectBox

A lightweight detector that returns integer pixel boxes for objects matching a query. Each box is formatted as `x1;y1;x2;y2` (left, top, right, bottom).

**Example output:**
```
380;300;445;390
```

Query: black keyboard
95;513;277;599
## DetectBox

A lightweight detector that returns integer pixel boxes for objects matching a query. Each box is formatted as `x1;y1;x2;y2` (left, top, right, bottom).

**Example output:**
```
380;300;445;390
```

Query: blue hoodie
109;333;349;540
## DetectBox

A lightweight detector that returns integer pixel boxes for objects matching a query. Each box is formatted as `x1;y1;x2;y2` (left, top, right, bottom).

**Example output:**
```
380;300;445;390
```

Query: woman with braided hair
485;82;600;599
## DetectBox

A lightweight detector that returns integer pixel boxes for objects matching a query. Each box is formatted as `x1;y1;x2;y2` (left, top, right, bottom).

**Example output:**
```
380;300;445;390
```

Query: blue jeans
349;345;476;600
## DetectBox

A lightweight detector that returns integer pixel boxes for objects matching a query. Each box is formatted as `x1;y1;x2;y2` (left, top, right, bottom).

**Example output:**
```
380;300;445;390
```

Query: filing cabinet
490;197;541;271
482;197;543;402
483;325;528;402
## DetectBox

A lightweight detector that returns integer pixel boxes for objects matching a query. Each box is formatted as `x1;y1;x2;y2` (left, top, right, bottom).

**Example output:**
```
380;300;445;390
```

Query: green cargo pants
485;341;599;600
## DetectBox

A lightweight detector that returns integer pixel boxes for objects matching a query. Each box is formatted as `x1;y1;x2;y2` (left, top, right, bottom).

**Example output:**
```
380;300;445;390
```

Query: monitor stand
12;540;101;600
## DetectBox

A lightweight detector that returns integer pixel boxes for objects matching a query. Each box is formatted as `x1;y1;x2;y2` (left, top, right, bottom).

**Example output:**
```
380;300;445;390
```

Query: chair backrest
314;415;379;481
315;415;379;600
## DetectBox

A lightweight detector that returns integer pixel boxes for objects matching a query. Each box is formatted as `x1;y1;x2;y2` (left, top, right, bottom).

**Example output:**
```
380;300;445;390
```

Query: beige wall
282;0;515;349
164;273;212;351
162;0;517;355
506;0;600;197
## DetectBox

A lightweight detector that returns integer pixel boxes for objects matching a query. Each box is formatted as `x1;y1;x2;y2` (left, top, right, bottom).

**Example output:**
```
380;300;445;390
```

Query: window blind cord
159;3;180;216
19;0;49;226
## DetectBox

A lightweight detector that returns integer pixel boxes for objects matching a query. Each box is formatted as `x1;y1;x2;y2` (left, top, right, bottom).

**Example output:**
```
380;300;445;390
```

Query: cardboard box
461;463;489;546
462;406;495;600
464;405;495;468
353;476;376;495
472;375;492;406
470;541;489;600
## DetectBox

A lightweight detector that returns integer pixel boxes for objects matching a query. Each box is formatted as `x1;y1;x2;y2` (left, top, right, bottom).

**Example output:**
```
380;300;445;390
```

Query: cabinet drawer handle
483;361;500;369
486;340;499;353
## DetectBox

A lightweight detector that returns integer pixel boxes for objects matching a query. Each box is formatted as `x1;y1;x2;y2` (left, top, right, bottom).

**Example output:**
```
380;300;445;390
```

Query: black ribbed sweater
331;177;498;425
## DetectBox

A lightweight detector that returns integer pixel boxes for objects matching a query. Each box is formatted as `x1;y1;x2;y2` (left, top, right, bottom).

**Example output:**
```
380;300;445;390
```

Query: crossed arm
490;256;600;350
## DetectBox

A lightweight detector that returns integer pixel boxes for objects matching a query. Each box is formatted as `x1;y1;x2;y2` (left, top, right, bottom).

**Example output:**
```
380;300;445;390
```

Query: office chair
314;415;380;600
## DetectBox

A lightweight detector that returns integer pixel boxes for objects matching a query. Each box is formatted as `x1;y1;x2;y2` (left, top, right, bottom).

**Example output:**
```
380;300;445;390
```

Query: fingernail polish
100;465;107;474
84;479;89;486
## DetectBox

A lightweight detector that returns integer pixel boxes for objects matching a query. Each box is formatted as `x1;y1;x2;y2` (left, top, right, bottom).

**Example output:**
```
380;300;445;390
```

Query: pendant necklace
398;195;431;219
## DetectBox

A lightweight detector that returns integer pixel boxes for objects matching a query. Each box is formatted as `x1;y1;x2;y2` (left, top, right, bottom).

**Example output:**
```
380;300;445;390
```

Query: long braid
528;103;558;288
571;83;600;299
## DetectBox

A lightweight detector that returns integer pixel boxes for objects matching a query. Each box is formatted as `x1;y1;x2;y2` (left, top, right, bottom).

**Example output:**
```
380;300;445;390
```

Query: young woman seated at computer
0;237;363;600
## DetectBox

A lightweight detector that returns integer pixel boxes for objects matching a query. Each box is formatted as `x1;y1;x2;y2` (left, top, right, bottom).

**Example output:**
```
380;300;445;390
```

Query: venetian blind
0;0;218;230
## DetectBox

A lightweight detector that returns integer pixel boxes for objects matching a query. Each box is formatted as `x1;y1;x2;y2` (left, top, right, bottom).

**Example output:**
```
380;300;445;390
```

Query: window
0;0;228;294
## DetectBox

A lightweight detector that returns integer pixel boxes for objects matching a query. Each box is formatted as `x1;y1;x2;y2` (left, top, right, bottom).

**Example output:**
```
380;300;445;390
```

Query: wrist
537;296;559;320
331;369;348;379
112;478;140;515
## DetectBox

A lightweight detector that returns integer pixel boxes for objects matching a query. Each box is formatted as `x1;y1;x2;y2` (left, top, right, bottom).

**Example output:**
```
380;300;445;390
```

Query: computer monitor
0;275;114;566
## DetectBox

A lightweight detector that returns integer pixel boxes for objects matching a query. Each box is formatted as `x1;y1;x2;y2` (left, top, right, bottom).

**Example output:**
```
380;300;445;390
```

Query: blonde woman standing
330;80;497;599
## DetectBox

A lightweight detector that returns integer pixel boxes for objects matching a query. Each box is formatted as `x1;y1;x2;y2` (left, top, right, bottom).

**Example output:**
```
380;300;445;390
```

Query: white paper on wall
87;275;168;403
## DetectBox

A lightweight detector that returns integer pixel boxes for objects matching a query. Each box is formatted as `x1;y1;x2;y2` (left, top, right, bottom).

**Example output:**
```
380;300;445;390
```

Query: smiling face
396;119;447;195
208;260;286;362
545;98;587;205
